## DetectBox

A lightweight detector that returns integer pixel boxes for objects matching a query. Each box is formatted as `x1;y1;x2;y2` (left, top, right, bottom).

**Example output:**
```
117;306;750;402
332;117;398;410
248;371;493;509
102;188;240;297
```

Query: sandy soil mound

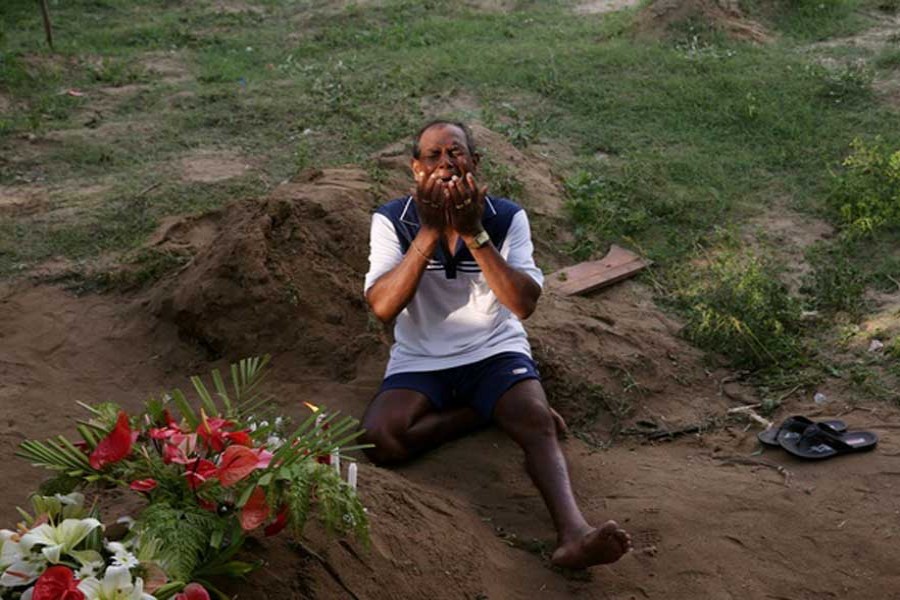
150;168;381;378
530;281;734;439
635;0;772;44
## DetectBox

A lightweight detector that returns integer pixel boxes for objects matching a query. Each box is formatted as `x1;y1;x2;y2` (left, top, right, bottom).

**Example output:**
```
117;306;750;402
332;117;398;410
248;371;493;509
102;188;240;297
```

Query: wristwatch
466;230;491;250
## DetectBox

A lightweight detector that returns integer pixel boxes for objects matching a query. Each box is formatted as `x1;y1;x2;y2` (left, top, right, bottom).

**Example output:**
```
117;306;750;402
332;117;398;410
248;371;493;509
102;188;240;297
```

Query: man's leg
493;379;633;568
361;389;484;465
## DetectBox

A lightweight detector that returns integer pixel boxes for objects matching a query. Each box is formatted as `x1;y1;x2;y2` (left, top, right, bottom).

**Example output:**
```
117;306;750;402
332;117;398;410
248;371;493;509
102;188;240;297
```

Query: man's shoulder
374;196;412;220
487;196;524;218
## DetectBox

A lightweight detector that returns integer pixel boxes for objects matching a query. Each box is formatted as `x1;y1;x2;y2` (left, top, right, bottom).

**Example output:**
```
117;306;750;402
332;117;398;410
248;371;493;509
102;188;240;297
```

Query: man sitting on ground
361;120;632;569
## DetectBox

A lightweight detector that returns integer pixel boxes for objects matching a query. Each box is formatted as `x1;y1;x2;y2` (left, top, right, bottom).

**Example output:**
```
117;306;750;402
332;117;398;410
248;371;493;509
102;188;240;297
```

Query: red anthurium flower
33;566;84;600
224;429;252;447
264;504;289;537
129;478;158;493
197;410;237;453
89;411;132;470
183;458;218;490
217;446;270;487
174;583;211;600
239;487;270;531
163;409;179;428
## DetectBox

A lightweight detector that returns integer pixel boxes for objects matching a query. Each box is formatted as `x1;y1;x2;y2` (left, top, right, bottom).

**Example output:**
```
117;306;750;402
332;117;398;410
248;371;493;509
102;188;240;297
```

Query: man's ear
471;152;480;170
410;158;424;183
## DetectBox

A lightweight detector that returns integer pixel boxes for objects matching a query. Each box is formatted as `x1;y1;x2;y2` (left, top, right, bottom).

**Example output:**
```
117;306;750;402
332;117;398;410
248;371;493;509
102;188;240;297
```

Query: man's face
411;124;478;187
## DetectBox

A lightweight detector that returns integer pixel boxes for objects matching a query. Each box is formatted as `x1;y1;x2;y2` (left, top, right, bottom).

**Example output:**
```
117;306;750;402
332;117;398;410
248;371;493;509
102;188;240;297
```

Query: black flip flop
757;415;847;448
778;422;878;460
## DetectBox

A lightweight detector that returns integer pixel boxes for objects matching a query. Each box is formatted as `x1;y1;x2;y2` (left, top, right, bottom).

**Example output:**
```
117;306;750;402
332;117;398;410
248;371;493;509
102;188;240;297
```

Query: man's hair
411;120;477;159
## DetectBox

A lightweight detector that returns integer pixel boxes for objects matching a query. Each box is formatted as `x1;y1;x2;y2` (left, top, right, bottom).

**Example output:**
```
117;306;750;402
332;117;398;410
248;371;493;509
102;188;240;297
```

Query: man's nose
437;151;453;168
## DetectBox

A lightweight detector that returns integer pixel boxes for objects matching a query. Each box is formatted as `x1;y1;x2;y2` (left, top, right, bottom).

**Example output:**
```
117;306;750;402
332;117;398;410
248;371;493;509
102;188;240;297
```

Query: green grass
740;0;878;41
874;48;900;69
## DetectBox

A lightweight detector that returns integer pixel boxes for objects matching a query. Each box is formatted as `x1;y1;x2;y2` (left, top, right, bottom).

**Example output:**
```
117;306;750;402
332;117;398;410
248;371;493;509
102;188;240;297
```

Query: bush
828;137;900;236
801;241;868;316
671;249;804;371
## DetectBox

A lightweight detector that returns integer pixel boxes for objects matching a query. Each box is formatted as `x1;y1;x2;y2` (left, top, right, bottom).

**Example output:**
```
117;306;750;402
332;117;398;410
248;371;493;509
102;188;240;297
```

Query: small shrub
801;242;868;316
87;57;147;86
671;249;804;371
818;63;873;105
828;137;900;236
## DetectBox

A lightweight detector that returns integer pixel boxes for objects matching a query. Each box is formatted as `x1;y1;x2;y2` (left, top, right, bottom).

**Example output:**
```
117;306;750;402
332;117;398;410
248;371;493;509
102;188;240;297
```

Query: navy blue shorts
378;352;541;421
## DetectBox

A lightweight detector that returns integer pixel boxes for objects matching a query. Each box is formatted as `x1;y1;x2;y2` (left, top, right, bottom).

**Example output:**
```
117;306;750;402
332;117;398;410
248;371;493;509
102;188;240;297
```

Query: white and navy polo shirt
364;195;544;376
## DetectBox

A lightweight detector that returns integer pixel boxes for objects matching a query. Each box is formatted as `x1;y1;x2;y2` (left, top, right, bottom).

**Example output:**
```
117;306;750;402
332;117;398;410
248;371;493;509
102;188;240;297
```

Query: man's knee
495;383;556;442
360;419;410;466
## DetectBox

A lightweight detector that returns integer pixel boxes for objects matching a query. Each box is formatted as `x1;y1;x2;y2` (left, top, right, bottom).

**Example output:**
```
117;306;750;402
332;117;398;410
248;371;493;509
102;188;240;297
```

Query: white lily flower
77;565;155;600
20;518;102;564
0;558;45;588
0;529;21;569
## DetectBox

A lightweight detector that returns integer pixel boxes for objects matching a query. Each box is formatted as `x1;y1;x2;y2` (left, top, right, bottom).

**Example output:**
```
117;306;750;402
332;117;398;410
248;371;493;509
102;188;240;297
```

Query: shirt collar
399;195;497;228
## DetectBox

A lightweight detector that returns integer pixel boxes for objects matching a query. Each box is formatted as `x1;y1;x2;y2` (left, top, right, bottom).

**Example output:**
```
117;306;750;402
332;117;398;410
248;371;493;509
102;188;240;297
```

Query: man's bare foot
550;407;568;439
551;521;632;569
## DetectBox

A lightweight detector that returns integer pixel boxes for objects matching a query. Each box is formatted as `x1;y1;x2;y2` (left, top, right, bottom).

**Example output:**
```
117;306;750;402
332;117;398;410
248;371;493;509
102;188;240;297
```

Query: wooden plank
549;244;650;296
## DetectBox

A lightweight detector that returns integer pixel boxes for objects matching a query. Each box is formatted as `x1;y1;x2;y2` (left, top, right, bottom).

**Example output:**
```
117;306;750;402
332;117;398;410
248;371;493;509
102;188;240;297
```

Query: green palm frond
17;437;93;475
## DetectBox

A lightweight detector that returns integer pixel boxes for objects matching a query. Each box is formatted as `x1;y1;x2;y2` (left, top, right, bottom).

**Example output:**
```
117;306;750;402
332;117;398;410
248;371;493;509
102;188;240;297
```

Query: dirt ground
3;117;900;600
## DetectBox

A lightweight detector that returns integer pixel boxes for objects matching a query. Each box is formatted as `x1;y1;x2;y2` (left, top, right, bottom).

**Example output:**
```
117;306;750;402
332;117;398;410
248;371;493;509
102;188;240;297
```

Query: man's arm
365;227;440;323
464;213;542;320
366;173;449;323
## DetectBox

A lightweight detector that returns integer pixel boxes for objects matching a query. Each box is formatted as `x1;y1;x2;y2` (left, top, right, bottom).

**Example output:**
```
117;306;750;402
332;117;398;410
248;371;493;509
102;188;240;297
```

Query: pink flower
162;433;198;465
129;478;158;493
89;412;132;470
174;583;210;600
239;487;270;531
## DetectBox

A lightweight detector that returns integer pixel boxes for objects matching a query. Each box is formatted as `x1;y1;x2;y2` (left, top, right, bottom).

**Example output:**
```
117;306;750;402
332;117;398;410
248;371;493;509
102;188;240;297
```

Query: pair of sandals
757;415;878;460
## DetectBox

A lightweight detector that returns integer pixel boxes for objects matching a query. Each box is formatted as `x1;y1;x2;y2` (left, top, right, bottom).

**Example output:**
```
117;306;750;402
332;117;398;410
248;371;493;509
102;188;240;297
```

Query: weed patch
668;247;805;372
828;137;900;236
801;241;869;316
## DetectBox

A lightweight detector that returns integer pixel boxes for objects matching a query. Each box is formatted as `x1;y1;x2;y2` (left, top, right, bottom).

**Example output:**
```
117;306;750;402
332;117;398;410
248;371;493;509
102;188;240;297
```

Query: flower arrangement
4;357;367;600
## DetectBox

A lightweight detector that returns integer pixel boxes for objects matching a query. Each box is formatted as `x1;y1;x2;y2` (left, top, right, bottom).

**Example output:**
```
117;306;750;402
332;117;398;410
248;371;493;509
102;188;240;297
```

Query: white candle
315;413;325;428
331;450;340;475
348;462;358;490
